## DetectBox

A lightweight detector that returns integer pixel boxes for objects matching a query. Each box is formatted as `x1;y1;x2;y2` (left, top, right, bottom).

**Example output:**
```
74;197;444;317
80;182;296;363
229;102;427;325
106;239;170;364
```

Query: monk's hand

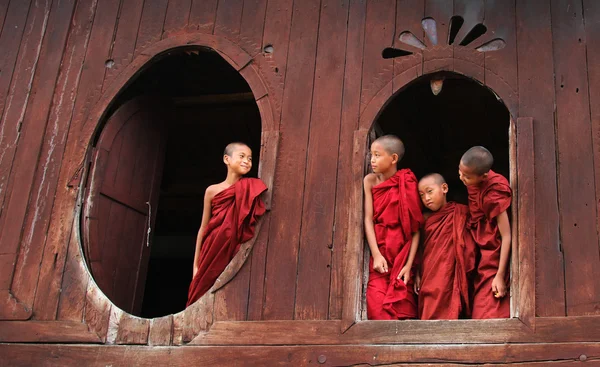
397;265;411;284
492;275;507;298
373;254;388;274
414;271;421;294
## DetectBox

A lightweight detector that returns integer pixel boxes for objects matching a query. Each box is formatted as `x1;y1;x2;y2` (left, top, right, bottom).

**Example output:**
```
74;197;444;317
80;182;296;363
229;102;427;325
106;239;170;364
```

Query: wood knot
579;354;587;362
317;355;327;364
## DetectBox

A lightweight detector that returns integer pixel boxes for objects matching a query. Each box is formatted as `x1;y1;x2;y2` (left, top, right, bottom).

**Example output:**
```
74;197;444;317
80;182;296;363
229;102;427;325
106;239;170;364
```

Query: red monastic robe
187;178;267;307
419;202;477;320
467;170;512;319
367;169;424;320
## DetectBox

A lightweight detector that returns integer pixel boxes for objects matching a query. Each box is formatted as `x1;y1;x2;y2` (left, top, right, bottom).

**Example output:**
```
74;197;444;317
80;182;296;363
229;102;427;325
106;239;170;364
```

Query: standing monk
187;142;267;307
417;173;476;320
364;135;424;320
459;146;512;319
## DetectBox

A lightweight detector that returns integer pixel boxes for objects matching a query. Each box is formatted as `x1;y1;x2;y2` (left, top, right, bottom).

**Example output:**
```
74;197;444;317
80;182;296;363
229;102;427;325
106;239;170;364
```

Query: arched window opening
81;47;261;319
363;71;511;319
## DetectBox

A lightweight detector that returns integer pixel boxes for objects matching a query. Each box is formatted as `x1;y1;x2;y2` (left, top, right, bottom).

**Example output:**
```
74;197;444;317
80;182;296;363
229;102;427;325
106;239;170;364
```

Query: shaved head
373;134;405;160
460;146;494;175
419;173;446;186
224;142;250;156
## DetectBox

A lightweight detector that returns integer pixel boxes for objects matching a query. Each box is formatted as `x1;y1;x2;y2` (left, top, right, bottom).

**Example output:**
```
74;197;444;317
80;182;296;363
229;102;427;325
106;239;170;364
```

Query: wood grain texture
516;117;535;329
516;0;564;317
551;0;600;316
238;0;267;56
583;0;600;302
262;0;321;320
3;342;600;366
329;0;366;321
188;0;218;33
135;0;169;56
0;321;101;343
213;0;243;40
294;0;348;321
162;0;192;38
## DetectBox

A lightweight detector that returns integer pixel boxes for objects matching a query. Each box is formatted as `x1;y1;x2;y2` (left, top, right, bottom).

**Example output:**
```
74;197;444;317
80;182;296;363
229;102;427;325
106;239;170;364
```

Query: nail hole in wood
576;88;579;93
105;59;115;68
263;44;274;54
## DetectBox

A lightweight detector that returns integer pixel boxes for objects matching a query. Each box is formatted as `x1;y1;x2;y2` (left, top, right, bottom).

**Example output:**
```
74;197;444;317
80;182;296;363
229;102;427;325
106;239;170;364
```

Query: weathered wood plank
2;343;600;366
583;0;600;296
188;0;218;33
516;117;535;329
0;0;9;35
32;0;98;321
103;0;144;89
360;0;395;113
0;0;51;270
57;226;90;321
329;0;366;321
148;315;173;346
340;130;368;330
0;0;76;314
114;313;150;345
551;0;600;316
262;0;321;320
246;214;270;320
162;0;192;38
213;0;243;40
238;0;267;56
393;0;424;78
0;321;101;343
516;0;564;317
483;0;518;91
294;0;348;321
134;0;168;56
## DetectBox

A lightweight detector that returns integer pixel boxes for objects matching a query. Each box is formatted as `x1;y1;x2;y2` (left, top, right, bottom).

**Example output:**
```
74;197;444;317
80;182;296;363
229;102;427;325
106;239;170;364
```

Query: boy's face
418;177;448;212
458;161;487;186
224;145;253;175
370;141;398;174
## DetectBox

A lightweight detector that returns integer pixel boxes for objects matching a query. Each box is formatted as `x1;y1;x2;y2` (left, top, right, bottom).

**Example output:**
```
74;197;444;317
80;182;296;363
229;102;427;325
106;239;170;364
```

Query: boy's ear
481;172;489;180
223;154;231;165
391;153;399;164
441;183;449;194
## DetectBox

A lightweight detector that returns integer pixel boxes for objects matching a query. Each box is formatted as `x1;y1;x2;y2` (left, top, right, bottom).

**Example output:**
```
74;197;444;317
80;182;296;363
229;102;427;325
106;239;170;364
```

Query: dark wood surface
0;1;599;362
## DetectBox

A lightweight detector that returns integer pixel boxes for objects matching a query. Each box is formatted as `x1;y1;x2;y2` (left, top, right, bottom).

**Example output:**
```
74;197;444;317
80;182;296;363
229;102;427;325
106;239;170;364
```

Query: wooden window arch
341;69;535;336
70;34;279;344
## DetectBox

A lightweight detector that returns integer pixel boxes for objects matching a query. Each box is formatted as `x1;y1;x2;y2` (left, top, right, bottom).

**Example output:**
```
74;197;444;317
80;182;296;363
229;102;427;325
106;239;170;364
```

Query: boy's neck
224;171;243;185
380;167;398;181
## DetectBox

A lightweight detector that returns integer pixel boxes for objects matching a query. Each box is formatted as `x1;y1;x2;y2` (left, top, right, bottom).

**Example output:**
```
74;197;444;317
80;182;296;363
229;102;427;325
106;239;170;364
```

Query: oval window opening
81;47;261;318
363;71;511;319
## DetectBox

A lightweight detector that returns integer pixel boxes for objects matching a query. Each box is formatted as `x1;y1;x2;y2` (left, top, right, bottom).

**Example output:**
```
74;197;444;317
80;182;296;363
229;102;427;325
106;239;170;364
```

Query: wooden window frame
340;70;536;341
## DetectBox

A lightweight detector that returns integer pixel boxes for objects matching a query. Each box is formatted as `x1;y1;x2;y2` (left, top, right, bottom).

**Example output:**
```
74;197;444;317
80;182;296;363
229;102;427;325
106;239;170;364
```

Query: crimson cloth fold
367;169;424;320
187;178;267;307
419;202;477;320
467;170;512;319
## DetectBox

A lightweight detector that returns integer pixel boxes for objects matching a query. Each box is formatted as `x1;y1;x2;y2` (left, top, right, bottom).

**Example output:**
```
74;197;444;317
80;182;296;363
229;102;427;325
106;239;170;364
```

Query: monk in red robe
187;142;267;307
417;173;476;320
459;146;512;319
364;135;424;320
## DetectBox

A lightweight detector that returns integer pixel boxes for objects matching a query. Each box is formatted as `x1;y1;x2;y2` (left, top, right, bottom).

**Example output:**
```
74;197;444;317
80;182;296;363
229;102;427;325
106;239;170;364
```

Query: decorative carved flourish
383;16;505;61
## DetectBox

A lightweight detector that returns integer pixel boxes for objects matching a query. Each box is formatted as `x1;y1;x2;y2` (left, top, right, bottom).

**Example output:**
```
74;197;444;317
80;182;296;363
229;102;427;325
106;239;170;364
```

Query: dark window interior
375;72;510;204
102;47;261;318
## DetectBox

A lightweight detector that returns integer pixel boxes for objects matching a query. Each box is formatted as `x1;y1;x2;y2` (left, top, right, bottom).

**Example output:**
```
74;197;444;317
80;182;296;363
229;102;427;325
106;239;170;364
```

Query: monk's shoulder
363;173;377;187
205;183;227;200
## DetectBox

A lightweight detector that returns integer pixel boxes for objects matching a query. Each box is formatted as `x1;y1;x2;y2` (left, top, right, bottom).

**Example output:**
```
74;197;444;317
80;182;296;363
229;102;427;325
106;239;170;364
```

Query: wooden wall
1;0;600;365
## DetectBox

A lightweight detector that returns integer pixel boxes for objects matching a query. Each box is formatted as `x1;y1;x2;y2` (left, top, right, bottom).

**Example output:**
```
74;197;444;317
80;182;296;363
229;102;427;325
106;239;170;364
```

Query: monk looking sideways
187;143;267;307
364;135;424;320
459;146;512;319
417;173;476;320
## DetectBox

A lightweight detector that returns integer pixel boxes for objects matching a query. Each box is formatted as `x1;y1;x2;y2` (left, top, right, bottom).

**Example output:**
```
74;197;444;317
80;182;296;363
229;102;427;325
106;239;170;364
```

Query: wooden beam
1;342;599;366
0;321;101;343
172;92;256;106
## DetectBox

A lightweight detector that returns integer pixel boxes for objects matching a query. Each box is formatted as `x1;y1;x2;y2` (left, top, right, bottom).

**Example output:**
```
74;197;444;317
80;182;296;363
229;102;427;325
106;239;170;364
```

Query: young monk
416;173;476;320
187;142;267;307
458;146;512;319
364;135;424;320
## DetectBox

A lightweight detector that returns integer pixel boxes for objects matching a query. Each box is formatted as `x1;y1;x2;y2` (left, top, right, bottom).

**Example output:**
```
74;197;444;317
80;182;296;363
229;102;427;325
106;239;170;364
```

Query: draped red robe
187;178;267;307
419;202;477;320
467;170;512;319
367;169;424;320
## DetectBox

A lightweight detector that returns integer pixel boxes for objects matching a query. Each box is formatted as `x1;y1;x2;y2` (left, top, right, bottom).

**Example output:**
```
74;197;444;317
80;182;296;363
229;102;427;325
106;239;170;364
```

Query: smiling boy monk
364;135;424;320
187;142;267;307
417;173;476;320
459;146;512;319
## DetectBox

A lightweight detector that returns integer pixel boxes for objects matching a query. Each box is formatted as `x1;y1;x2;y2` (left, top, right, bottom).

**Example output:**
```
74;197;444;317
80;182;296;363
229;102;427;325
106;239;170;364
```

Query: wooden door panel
83;97;168;314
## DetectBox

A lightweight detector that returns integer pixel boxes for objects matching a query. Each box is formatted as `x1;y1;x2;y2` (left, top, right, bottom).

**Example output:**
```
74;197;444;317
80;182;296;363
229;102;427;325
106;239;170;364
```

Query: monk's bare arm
192;186;216;277
492;210;511;297
364;175;387;273
398;231;420;283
